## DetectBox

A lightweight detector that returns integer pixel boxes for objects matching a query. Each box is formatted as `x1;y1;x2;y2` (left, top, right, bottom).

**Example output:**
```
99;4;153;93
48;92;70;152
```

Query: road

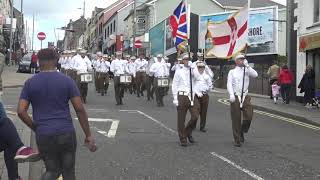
3;83;320;180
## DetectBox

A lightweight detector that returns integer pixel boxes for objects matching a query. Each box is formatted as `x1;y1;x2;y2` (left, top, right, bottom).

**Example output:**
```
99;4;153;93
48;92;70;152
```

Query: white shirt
64;57;73;70
149;61;168;78
193;70;212;94
172;66;195;101
110;59;127;76
74;56;93;74
126;61;136;77
171;63;183;72
192;60;214;79
146;59;155;76
134;58;148;72
98;61;110;73
227;66;258;97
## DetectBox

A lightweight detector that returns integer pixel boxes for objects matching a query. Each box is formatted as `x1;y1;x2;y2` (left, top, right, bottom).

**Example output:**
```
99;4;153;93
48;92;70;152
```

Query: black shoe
141;92;144;96
116;103;121;106
200;128;207;132
180;141;188;147
234;143;241;147
188;136;195;143
101;93;104;96
240;132;245;143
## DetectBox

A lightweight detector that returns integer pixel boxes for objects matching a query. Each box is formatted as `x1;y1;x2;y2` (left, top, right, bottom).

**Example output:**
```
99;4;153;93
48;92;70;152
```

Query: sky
14;0;286;51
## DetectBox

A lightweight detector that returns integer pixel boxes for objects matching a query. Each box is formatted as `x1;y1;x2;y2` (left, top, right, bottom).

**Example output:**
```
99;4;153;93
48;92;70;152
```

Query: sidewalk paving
2;65;32;88
214;88;320;127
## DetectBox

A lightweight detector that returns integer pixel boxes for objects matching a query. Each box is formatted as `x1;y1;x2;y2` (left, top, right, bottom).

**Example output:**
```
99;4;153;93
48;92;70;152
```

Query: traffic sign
135;40;142;48
37;32;46;41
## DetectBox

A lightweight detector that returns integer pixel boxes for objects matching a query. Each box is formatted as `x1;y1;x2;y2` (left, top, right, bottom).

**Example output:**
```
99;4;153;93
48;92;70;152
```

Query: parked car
18;53;39;73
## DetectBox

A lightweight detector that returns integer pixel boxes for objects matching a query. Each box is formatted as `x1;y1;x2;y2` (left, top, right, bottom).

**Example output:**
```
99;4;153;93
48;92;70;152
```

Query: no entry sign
37;32;46;41
135;40;142;48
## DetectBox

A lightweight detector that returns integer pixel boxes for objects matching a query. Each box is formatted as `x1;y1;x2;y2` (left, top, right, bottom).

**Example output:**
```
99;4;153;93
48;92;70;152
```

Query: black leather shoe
200;128;207;132
188;136;195;143
234;143;241;147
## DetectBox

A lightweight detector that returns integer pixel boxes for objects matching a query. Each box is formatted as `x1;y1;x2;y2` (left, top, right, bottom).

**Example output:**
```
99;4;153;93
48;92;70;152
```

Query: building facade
63;16;87;50
296;0;320;98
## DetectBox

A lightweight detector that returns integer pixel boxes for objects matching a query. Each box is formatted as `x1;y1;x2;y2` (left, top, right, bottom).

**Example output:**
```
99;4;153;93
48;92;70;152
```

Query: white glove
243;59;249;68
229;95;236;103
196;91;203;98
173;99;179;106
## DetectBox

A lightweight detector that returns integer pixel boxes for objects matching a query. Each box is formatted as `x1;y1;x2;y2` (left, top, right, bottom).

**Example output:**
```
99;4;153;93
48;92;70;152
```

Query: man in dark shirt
17;48;96;180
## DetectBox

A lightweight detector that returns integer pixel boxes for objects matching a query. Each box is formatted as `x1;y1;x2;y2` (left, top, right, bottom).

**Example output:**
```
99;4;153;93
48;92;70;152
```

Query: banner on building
199;6;278;58
149;20;165;56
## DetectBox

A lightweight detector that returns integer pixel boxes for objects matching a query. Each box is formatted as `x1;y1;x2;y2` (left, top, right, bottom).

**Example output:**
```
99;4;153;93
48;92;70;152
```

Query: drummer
93;52;103;93
110;52;127;105
73;49;93;103
126;56;137;95
149;54;168;107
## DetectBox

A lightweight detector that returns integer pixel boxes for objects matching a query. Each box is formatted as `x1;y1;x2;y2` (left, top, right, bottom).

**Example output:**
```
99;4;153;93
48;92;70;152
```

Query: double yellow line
218;99;320;131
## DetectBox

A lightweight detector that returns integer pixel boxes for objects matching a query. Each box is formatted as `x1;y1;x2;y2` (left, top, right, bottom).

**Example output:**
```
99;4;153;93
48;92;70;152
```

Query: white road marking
119;110;177;134
76;118;120;138
217;98;320;131
210;152;264;180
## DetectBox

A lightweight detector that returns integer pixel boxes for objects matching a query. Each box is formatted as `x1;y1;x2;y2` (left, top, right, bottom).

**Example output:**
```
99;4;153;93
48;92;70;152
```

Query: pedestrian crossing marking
76;118;120;138
217;98;320;131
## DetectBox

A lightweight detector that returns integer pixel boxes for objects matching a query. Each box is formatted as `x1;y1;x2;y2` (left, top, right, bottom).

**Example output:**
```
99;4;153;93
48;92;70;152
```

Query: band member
74;49;93;103
172;53;200;147
146;56;155;101
126;56;137;94
110;52;127;105
150;54;168;107
65;51;74;78
97;54;111;96
164;56;171;95
194;62;213;132
171;58;182;72
93;52;103;92
227;54;258;147
135;54;148;97
192;52;214;80
58;51;66;73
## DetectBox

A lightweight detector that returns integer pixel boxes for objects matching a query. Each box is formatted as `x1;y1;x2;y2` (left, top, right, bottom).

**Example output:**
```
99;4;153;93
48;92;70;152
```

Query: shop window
314;0;320;23
107;26;110;37
114;20;116;32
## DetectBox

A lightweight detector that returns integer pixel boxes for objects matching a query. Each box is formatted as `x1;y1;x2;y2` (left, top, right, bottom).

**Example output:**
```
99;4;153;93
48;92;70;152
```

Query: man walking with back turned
17;48;96;180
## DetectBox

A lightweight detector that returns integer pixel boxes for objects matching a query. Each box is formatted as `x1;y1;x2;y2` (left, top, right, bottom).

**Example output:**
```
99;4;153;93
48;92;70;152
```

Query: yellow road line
217;98;320;131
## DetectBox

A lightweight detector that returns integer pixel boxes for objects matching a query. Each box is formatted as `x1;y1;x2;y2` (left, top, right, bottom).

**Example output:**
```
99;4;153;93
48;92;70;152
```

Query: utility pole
9;0;14;64
132;0;137;56
83;1;86;17
32;14;34;51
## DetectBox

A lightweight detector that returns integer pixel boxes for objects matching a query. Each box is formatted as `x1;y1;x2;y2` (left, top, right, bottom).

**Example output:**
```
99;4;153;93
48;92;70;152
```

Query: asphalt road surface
3;83;320;180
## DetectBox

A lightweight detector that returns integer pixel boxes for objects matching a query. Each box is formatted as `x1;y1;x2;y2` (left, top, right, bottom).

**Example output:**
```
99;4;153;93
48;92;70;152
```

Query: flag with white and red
206;4;249;59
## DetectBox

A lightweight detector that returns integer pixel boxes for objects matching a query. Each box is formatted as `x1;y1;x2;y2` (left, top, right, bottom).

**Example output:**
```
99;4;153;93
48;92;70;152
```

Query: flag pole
186;0;194;106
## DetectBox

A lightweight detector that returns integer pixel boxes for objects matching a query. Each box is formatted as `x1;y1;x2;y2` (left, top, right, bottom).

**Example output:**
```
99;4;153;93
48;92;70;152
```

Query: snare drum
157;77;169;87
80;73;93;83
120;75;132;84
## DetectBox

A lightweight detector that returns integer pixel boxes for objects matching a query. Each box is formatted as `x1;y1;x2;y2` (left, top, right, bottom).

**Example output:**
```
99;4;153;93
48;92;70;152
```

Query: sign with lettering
199;6;278;57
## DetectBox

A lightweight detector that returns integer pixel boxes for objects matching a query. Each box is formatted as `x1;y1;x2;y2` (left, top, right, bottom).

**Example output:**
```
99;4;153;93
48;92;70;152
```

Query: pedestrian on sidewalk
267;61;280;99
298;64;315;107
17;48;96;180
227;54;258;147
271;81;281;104
0;44;40;180
279;65;294;104
31;52;38;74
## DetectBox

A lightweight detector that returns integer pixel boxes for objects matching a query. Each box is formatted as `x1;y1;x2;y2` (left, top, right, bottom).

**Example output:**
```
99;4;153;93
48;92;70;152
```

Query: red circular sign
37;32;46;41
135;40;142;48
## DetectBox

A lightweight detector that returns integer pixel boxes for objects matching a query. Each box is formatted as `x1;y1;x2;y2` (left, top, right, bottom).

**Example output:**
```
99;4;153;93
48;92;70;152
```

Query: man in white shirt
135;54;148;97
94;52;103;93
172;53;200;147
150;54;168;107
126;56;137;95
110;52;127;105
74;49;93;104
171;58;183;73
194;62;213;132
227;54;258;147
97;54;111;96
192;52;214;80
146;56;155;101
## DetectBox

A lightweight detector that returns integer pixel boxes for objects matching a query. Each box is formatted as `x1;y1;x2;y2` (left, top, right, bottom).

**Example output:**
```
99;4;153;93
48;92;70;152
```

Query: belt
138;70;146;72
178;91;189;96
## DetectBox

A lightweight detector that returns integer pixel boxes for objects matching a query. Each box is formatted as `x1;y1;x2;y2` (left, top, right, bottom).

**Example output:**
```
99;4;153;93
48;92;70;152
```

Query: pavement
0;67;320;179
2;65;32;88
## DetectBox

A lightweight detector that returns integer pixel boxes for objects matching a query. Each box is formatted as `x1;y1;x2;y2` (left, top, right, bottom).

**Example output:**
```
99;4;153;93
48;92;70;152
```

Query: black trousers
281;84;291;104
36;132;77;180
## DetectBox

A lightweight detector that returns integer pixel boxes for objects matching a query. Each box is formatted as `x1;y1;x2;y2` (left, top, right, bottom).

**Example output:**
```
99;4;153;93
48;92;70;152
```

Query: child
271;81;281;104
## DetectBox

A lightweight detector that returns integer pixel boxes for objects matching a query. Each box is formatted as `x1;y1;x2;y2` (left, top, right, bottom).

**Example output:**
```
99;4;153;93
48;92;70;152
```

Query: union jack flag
170;0;188;52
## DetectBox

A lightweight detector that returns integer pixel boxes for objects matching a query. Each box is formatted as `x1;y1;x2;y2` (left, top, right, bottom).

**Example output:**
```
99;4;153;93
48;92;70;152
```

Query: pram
313;90;320;108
